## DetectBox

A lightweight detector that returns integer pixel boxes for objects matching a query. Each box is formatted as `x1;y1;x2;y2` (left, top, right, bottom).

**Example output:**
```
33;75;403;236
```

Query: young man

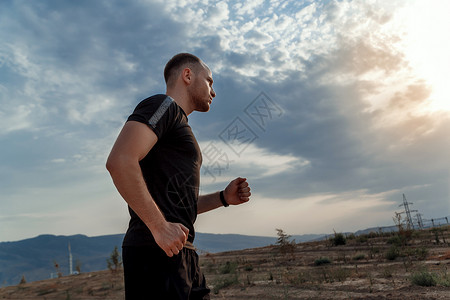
106;53;251;299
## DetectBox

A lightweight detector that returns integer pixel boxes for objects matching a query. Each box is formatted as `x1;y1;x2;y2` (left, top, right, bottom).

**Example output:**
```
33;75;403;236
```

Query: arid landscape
1;226;449;299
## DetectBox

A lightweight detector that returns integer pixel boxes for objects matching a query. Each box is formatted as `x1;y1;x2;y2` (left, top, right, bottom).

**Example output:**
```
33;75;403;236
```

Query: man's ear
181;68;192;85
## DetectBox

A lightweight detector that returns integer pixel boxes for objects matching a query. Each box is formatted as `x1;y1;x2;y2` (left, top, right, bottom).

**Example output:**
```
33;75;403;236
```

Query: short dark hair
164;53;203;86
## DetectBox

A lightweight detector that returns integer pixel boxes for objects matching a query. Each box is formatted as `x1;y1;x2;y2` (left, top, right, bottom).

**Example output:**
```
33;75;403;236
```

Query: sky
0;0;449;242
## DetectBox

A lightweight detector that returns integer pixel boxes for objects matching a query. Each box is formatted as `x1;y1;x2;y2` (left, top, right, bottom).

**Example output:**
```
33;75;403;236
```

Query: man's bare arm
197;177;251;214
106;121;188;257
197;191;222;214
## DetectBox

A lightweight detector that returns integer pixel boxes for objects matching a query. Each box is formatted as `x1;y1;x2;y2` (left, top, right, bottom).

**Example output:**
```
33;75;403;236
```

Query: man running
106;53;251;299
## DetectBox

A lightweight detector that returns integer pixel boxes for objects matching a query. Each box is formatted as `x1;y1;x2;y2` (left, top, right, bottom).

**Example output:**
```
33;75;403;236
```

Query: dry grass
1;226;449;299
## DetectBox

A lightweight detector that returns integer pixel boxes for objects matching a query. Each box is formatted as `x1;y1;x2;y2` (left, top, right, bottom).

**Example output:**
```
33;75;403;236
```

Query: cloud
206;1;230;27
233;0;265;17
244;29;273;44
0;0;448;242
199;140;309;188
195;190;398;236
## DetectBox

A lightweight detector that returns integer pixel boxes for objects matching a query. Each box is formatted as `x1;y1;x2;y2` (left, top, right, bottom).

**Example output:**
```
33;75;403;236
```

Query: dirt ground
1;226;449;299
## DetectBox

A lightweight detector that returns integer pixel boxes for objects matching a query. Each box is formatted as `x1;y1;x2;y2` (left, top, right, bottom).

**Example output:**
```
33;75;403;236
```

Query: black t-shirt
122;94;202;247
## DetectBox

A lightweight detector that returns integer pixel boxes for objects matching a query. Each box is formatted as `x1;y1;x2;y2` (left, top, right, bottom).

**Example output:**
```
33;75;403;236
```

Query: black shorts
122;245;210;300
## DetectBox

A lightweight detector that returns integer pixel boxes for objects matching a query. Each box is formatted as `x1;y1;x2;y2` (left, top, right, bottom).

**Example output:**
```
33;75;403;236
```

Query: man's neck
166;90;193;115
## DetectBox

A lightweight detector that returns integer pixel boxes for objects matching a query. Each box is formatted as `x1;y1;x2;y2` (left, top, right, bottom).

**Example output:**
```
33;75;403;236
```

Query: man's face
188;65;216;112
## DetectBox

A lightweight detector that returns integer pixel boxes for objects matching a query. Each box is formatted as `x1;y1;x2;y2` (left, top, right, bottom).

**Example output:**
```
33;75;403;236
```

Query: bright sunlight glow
400;0;450;112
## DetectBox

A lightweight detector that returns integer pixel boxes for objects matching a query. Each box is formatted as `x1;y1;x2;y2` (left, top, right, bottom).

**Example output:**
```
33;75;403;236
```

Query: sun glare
400;0;450;112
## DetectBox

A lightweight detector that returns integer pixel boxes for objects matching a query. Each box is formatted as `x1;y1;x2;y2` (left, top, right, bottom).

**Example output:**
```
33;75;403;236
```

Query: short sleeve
127;94;177;139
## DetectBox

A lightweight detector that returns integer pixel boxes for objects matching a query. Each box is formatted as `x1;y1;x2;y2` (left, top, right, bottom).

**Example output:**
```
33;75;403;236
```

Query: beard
187;82;210;112
194;97;210;112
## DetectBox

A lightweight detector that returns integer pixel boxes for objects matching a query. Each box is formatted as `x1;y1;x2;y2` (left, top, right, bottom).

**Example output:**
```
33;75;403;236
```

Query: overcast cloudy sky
1;0;449;242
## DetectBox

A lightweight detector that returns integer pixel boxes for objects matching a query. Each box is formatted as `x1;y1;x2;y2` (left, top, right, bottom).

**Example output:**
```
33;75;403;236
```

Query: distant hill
195;232;326;253
0;234;124;287
0;232;325;287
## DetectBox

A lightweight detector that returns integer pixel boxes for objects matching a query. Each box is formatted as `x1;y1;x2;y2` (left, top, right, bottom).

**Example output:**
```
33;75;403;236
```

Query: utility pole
68;242;73;275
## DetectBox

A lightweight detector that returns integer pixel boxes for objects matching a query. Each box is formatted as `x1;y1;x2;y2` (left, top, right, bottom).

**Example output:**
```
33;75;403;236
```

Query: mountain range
0;231;325;287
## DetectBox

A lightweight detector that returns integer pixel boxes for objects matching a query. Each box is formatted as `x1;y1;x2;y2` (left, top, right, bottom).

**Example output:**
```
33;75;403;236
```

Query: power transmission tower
415;213;424;229
399;194;417;229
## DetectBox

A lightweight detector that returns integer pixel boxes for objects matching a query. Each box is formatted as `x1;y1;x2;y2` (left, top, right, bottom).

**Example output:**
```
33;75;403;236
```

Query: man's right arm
106;121;189;257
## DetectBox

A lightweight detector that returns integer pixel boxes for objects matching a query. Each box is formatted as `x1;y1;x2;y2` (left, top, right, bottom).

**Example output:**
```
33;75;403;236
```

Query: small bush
437;271;450;287
347;233;356;240
314;257;332;266
243;264;253;272
367;231;378;239
219;261;238;274
414;247;429;260
382;267;393;278
353;253;365;261
385;245;400;260
410;270;437;287
387;235;405;246
356;235;368;243
330;232;346;246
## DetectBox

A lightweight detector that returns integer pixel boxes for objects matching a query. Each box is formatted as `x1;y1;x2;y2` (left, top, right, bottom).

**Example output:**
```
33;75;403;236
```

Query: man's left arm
197;177;251;214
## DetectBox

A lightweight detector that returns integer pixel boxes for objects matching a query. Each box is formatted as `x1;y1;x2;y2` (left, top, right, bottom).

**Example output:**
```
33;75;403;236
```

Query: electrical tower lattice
399;194;418;229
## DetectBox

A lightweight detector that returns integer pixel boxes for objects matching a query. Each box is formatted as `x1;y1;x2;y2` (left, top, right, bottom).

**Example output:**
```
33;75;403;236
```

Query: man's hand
224;177;251;205
151;221;189;257
197;177;251;214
